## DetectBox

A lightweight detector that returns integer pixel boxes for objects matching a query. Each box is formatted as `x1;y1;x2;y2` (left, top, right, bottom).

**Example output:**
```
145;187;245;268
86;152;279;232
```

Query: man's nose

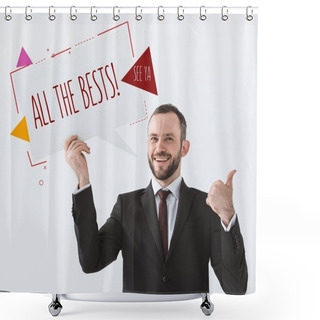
155;139;166;152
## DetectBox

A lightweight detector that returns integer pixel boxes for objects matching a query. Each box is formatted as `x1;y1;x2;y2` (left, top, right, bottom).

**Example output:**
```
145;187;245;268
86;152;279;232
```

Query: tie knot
158;189;171;201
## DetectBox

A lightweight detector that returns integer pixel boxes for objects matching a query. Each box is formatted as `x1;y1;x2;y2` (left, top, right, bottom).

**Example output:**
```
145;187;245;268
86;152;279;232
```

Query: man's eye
150;137;158;141
166;137;173;141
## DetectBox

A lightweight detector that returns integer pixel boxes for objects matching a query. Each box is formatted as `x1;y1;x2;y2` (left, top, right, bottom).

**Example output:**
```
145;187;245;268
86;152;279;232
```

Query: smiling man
148;109;189;187
65;104;248;296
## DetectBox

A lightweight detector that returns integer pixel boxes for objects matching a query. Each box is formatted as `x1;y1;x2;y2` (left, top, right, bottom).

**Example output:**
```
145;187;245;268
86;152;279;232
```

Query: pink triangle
16;47;33;68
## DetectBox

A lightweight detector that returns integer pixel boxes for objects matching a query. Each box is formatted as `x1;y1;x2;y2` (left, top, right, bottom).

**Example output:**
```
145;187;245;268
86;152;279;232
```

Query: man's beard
148;150;181;181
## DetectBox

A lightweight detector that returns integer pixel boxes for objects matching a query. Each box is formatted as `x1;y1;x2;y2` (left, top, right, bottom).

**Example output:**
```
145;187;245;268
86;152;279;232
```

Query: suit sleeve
210;215;248;294
72;186;122;273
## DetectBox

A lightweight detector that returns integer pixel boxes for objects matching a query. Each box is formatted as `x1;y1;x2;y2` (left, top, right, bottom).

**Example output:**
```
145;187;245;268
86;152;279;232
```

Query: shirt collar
152;176;182;200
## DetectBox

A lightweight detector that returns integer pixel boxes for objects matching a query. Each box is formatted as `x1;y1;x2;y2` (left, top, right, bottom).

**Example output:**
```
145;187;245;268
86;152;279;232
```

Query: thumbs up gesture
206;170;236;227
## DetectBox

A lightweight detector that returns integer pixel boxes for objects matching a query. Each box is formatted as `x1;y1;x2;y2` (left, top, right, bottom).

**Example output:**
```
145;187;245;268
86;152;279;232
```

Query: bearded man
65;104;248;296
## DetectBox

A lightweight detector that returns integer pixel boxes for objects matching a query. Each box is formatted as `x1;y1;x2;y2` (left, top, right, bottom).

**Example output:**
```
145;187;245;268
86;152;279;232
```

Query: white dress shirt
152;177;182;248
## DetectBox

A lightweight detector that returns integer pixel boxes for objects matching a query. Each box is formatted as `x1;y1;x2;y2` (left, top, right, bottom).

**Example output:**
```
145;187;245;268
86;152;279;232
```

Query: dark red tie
158;190;171;261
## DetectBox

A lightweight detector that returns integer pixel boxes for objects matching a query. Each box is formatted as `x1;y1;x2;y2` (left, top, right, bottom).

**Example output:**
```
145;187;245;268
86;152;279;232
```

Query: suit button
162;276;168;283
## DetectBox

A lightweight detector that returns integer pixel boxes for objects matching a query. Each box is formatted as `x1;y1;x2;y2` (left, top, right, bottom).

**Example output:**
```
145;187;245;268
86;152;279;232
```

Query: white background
1;0;319;319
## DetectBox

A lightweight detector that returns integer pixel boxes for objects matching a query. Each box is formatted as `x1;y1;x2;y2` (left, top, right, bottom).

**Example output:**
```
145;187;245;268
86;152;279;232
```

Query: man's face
147;112;189;185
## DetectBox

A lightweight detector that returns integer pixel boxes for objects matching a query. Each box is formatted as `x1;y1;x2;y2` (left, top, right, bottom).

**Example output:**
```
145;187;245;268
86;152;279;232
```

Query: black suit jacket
72;179;248;294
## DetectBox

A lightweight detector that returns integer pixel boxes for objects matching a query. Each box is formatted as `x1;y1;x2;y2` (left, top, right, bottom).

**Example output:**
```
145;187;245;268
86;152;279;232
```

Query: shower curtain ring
49;6;56;21
157;6;165;21
5;6;12;21
246;6;254;21
70;6;77;21
177;6;184;21
200;6;207;21
113;6;120;21
90;6;98;21
221;6;228;21
135;6;142;21
25;6;32;21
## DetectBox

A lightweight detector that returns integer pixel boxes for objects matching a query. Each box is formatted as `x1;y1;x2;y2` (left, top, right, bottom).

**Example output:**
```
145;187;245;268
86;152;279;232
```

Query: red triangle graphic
121;47;158;95
16;47;33;68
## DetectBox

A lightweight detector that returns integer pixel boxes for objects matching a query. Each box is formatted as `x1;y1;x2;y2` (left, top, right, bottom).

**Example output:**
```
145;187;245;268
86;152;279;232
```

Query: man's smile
153;156;170;162
153;153;171;163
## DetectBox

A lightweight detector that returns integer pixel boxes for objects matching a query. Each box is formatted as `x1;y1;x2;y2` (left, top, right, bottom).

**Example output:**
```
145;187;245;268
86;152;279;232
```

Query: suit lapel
141;182;164;262
167;179;194;261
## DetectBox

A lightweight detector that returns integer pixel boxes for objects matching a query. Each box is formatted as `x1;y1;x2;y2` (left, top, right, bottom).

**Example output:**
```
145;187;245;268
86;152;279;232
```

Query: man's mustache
152;152;171;158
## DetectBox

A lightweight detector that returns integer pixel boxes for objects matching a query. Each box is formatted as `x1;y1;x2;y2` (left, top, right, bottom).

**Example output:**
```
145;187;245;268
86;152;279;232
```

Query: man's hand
206;170;236;227
64;135;91;189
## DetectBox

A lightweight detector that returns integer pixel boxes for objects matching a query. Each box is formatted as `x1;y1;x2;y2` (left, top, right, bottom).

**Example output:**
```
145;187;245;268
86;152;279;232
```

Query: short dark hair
149;104;187;142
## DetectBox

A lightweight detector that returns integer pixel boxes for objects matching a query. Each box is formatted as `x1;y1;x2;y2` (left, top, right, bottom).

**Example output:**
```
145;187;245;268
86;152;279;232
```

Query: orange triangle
11;116;30;142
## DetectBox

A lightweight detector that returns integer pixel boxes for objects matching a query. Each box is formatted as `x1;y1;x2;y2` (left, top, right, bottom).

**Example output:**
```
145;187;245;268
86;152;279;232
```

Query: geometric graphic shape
10;22;141;161
16;47;33;68
121;46;158;95
10;116;30;142
27;151;47;167
129;100;149;125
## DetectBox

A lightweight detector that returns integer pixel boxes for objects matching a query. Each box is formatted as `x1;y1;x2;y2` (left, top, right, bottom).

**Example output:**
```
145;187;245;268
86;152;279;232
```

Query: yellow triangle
11;116;30;142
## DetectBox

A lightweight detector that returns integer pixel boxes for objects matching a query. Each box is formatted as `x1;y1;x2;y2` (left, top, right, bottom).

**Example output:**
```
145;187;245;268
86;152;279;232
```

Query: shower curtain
0;6;257;300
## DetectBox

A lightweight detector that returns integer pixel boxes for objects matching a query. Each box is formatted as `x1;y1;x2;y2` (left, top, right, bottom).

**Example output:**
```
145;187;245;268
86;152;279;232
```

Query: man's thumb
225;169;236;188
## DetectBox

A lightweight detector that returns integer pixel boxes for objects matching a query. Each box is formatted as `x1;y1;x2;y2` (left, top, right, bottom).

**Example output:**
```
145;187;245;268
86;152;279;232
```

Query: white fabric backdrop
0;9;257;299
